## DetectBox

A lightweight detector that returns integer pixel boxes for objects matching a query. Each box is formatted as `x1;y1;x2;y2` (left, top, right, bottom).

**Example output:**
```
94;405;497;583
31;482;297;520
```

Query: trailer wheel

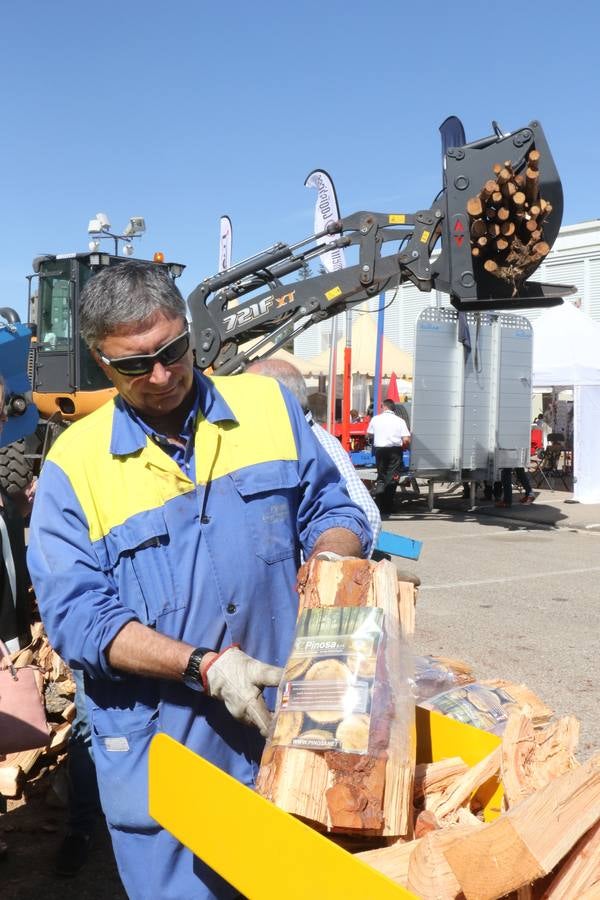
0;440;34;495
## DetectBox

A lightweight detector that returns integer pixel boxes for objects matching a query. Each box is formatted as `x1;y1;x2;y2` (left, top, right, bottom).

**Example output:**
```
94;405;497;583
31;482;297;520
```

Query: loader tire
0;440;33;496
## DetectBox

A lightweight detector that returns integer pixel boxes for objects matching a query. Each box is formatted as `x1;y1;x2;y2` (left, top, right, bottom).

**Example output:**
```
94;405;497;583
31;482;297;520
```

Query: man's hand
310;527;363;561
204;647;283;737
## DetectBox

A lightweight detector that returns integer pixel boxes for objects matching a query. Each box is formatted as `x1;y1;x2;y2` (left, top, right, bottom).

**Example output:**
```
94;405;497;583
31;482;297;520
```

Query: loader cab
27;252;185;422
28;253;114;422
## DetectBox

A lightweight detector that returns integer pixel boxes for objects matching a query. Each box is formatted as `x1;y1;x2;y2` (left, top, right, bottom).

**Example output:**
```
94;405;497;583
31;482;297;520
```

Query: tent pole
373;293;385;415
341;310;352;451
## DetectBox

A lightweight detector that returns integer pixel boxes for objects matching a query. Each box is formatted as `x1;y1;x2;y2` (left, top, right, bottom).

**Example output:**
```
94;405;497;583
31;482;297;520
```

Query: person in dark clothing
367;399;411;515
495;468;535;508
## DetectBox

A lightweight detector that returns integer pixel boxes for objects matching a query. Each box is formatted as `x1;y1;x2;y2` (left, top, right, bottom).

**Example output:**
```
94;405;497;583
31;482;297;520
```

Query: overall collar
109;370;238;457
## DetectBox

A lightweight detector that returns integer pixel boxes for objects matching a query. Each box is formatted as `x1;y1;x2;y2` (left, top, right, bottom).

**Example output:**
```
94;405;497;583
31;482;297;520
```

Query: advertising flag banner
218;215;232;273
305;169;349;439
304;170;346;273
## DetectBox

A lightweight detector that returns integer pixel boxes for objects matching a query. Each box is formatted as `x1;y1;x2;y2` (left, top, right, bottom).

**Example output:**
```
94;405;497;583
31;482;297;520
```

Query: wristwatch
182;647;215;691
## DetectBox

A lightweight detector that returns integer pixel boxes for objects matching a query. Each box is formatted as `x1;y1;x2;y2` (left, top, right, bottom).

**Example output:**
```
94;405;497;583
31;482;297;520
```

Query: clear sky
1;0;598;321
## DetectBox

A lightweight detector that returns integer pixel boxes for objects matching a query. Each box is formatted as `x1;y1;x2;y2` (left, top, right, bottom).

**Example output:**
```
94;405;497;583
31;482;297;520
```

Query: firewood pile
468;150;553;295
0;622;76;798
257;558;600;899
359;708;599;899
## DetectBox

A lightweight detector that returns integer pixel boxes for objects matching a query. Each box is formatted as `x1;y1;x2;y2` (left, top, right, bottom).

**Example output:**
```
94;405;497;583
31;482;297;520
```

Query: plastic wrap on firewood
256;557;416;838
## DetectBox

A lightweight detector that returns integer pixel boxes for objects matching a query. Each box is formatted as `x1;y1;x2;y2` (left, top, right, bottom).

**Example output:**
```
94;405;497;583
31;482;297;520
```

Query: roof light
153;251;165;263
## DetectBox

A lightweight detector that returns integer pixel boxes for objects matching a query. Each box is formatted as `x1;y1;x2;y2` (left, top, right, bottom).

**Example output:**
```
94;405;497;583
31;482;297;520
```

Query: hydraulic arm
187;120;575;374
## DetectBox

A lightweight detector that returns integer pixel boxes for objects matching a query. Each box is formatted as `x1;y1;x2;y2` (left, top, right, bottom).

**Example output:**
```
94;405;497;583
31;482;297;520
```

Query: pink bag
0;638;51;755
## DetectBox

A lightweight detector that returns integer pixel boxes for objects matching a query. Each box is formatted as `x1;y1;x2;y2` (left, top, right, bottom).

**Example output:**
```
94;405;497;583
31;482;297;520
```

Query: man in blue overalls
27;261;371;899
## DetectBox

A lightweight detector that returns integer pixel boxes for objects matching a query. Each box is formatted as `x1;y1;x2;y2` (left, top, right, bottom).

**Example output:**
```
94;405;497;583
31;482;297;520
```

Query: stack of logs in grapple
467;149;551;291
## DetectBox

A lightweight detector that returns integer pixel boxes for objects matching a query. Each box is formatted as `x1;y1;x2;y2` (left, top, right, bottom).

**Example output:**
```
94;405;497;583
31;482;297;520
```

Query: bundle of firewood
256;557;417;838
467;149;552;294
0;622;76;798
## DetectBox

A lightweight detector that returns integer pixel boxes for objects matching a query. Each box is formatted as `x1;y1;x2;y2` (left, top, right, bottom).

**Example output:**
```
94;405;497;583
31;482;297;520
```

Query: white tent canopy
532;301;600;387
532;302;600;503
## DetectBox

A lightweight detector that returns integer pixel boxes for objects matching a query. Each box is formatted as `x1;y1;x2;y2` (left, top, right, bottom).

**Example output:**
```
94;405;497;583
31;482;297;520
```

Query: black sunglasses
98;326;190;376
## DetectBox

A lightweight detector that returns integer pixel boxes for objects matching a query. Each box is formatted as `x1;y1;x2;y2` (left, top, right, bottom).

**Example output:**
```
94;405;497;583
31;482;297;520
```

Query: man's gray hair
79;261;187;347
246;358;308;410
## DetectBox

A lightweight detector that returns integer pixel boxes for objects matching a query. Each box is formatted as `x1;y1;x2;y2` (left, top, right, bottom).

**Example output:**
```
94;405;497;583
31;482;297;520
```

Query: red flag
386;372;400;403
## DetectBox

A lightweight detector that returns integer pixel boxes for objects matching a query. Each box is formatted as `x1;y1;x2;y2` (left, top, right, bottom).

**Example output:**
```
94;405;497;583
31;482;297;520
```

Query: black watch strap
183;647;215;691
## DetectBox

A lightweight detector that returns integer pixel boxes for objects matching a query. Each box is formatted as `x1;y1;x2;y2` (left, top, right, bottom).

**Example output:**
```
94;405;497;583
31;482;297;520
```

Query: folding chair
531;434;569;491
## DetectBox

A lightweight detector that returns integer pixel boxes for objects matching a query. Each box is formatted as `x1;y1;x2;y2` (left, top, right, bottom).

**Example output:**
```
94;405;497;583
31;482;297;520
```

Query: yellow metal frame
148;709;502;899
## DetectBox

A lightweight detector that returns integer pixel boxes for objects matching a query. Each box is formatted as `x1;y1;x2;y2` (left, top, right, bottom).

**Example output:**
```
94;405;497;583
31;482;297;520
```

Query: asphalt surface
383;484;600;759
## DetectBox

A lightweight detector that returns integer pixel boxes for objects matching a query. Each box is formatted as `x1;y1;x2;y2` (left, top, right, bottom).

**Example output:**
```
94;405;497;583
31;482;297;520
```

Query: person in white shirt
367;399;411;515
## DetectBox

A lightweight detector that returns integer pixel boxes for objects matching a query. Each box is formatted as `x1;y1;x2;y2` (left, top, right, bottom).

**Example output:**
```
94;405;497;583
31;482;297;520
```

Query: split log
427;747;501;822
501;712;579;809
541;819;600;899
414;758;469;803
256;558;417;838
0;747;46;797
443;752;600;900
414;809;441;838
407;822;483;899
356;837;419;887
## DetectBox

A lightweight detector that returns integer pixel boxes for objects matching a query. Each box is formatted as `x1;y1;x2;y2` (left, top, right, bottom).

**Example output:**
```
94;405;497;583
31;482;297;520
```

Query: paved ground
383;482;600;758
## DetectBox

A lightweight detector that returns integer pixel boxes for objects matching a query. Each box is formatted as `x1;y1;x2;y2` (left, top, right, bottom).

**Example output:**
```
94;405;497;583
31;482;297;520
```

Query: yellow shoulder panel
45;375;298;541
196;374;297;484
46;400;193;543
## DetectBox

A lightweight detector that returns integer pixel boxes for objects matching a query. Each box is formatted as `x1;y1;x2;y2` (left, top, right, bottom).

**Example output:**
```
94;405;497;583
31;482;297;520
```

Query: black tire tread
0;440;33;495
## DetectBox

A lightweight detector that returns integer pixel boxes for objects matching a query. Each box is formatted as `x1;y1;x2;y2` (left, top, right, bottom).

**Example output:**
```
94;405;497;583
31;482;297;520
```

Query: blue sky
1;0;598;320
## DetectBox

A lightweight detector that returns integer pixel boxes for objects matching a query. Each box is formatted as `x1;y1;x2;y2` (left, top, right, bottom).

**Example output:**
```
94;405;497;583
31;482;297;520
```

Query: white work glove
205;646;283;737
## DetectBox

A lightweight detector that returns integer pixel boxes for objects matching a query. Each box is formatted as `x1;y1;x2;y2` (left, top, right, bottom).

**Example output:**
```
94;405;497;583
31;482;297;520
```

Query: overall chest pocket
230;464;300;564
98;509;184;626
